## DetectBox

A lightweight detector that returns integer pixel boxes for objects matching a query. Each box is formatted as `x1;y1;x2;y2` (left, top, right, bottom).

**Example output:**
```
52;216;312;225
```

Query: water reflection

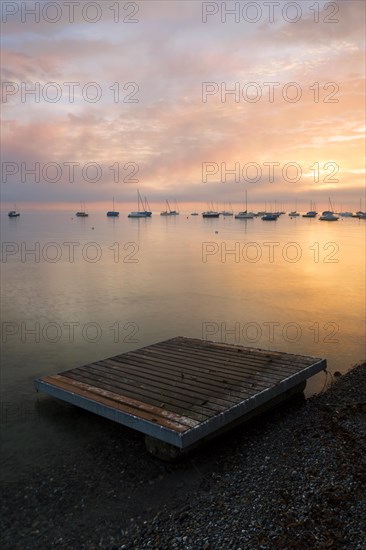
1;212;365;399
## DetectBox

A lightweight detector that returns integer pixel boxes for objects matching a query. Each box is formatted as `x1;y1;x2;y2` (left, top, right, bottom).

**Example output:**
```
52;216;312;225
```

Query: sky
1;0;365;211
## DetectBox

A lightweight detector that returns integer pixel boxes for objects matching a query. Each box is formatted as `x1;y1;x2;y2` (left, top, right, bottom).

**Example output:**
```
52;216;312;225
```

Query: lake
1;210;365;481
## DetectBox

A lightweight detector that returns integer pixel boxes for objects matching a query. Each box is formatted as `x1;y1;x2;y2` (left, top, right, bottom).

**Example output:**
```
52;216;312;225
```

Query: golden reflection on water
1;212;365;400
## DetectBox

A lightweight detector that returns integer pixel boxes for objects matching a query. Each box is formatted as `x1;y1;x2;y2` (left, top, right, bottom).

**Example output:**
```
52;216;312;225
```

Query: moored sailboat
128;190;152;218
302;201;317;218
235;190;254;219
107;198;119;217
76;202;88;217
288;200;300;217
202;211;220;218
319;198;339;221
8;204;20;217
202;201;220;218
161;200;179;216
319;211;339;221
352;199;366;219
220;202;234;216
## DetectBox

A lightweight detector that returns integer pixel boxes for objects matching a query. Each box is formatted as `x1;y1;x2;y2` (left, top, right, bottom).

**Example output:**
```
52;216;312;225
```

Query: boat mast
137;190;142;211
145;196;151;212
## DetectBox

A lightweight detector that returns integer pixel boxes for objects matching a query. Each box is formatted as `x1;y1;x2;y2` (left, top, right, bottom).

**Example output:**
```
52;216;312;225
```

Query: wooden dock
35;337;326;456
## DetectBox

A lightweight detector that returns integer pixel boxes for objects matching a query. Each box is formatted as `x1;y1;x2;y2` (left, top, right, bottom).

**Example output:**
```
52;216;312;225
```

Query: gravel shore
2;363;365;549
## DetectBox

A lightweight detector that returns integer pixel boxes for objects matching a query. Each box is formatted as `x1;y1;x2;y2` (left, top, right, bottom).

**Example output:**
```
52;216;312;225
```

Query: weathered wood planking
35;337;327;448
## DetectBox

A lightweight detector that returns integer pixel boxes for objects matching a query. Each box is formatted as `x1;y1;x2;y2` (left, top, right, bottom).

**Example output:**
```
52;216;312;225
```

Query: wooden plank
98;356;267;396
70;370;225;417
92;358;272;402
42;375;193;432
139;338;310;372
107;350;282;389
156;336;315;365
148;348;310;382
112;346;286;379
62;372;214;422
52;375;198;428
172;337;324;369
67;365;224;413
77;362;242;408
171;336;311;358
151;340;315;374
130;346;291;382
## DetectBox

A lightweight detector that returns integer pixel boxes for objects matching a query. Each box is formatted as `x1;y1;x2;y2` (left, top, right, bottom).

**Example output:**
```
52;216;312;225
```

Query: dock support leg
144;436;184;461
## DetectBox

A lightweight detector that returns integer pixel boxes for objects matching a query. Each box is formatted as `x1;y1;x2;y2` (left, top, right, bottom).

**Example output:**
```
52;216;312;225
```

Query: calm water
1;211;365;480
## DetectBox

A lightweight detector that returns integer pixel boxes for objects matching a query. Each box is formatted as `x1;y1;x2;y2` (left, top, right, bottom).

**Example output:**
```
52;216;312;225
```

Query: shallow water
1;210;365;480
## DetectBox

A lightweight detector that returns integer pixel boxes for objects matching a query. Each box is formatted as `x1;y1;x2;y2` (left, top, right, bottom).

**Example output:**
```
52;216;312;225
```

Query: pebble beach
2;362;365;549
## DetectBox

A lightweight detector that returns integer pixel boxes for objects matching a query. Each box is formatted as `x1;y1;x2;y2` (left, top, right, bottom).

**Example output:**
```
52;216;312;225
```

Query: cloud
1;0;365;208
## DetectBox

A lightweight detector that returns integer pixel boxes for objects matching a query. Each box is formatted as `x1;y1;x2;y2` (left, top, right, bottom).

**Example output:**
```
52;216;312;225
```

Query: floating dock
35;337;326;457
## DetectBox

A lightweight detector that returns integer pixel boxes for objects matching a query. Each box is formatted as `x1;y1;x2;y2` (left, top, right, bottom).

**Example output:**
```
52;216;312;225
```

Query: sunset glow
1;1;365;211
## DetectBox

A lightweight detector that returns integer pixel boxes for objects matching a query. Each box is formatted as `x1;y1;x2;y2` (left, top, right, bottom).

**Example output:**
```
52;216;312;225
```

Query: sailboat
352;198;366;219
107;198;119;217
76;202;88;217
338;202;352;217
261;213;278;221
319;198;339;221
161;200;171;216
302;201;317;218
202;202;220;217
8;204;20;217
220;202;234;216
161;200;179;216
128;190;152;218
339;208;353;217
202;211;220;218
235;191;254;219
288;200;300;217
